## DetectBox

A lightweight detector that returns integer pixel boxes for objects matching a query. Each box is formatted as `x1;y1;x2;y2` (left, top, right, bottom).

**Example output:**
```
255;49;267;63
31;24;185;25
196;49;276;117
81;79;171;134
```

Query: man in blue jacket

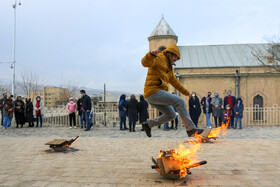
80;90;92;131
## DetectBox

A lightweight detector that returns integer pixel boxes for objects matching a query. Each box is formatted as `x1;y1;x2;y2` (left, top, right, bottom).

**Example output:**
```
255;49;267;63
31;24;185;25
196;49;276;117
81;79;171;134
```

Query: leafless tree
250;36;280;72
61;83;79;101
17;71;45;96
0;86;11;95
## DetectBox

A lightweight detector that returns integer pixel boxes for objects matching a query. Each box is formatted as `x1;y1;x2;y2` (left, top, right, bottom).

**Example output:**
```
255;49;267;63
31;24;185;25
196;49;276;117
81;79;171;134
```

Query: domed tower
148;16;178;51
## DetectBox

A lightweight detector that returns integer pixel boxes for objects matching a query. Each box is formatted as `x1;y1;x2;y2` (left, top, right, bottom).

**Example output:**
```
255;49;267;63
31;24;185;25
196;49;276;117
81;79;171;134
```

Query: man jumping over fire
141;44;206;138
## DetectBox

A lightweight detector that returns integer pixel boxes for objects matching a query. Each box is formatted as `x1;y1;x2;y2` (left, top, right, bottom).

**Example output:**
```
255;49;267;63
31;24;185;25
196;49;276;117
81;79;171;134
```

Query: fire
157;133;204;178
207;118;230;139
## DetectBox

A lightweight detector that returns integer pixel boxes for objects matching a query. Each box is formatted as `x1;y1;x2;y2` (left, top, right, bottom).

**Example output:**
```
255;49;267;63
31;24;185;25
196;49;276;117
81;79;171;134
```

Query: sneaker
142;122;151;138
69;126;72;129
187;128;204;137
74;126;77;128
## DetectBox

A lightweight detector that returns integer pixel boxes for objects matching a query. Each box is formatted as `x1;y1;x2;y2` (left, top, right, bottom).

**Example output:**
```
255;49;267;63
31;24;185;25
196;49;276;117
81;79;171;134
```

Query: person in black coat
224;90;236;129
126;94;139;132
188;92;201;127
80;90;92;131
201;92;212;128
15;96;25;128
25;97;34;127
138;95;149;131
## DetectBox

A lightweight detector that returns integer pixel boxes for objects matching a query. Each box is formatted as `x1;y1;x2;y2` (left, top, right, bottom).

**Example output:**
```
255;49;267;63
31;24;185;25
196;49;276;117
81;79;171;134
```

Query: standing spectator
0;93;8;126
188;92;201;127
163;121;169;131
15;96;25;128
224;90;236;129
170;107;178;130
138;95;149;131
211;92;223;127
34;96;44;128
25;98;34;127
2;96;14;129
234;97;244;129
67;97;77;128
170;93;178;130
80;90;92;131
201;92;212;128
118;94;128;130
77;97;85;128
126;94;139;132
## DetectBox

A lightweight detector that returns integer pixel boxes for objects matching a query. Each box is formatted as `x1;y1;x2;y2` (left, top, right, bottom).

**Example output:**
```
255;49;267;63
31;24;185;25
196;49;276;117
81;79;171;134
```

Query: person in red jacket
67;97;77;128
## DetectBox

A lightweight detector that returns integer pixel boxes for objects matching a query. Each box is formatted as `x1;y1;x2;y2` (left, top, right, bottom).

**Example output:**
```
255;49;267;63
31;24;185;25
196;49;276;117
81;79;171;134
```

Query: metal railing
42;106;280;127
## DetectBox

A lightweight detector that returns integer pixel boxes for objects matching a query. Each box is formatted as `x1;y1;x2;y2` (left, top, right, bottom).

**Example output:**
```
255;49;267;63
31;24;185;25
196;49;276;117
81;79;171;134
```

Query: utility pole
104;83;106;126
11;0;21;98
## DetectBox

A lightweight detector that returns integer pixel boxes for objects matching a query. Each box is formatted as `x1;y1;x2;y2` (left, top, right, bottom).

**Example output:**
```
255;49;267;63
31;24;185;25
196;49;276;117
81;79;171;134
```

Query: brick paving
0;125;279;186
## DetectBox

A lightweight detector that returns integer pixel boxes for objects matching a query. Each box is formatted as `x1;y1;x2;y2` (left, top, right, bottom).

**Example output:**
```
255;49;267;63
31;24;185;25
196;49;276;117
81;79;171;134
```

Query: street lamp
11;0;21;98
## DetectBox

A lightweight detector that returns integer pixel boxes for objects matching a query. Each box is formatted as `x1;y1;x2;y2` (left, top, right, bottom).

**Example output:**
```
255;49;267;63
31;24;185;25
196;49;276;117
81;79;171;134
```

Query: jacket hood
140;95;144;101
164;44;181;59
69;97;74;101
119;94;126;101
237;97;243;104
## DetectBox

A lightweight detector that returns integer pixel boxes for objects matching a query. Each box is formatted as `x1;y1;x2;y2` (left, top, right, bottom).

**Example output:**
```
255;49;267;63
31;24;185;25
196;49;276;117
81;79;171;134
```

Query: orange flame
207;118;230;138
157;133;204;178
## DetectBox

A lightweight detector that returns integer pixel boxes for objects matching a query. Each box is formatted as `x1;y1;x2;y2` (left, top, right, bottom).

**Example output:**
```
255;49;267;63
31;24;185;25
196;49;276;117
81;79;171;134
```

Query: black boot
187;128;204;137
142;122;151;137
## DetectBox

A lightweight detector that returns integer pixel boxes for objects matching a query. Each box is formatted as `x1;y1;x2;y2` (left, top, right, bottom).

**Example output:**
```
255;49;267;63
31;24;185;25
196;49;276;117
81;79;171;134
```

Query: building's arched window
158;46;166;51
253;95;263;121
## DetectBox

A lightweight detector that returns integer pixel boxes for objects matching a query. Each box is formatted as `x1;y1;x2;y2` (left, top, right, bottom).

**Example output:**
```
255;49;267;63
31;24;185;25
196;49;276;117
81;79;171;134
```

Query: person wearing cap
67;97;77;128
211;92;223;127
141;44;205;137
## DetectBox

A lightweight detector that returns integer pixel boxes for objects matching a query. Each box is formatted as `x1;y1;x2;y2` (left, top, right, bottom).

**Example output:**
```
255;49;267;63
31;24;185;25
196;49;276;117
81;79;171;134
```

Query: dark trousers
36;116;42;127
69;113;76;126
120;116;127;130
230;115;235;128
214;116;222;127
129;121;136;131
171;117;178;129
1;110;3;126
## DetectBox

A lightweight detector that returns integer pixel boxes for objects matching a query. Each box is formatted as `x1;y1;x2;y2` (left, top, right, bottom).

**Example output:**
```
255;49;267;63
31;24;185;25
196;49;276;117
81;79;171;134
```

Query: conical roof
149;17;177;37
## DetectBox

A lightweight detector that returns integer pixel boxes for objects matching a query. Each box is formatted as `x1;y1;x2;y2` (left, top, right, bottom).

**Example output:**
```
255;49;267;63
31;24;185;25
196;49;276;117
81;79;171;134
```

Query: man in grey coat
211;92;223;127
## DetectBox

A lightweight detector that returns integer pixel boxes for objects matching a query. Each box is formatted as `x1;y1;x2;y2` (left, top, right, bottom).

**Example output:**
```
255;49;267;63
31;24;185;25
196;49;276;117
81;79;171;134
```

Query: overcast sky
0;0;280;94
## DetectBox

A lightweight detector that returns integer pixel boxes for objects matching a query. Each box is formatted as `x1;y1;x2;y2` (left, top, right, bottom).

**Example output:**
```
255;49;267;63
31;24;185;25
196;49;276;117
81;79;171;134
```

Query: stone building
147;17;280;109
29;87;68;107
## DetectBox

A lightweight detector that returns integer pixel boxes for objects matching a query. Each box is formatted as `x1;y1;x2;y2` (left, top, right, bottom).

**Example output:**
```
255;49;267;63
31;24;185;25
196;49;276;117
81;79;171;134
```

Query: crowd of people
0;93;44;129
0;88;244;131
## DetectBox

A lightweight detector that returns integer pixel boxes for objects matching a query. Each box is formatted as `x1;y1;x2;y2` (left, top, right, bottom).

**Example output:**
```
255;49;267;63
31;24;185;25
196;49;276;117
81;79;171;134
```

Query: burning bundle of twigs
45;136;79;152
152;139;207;180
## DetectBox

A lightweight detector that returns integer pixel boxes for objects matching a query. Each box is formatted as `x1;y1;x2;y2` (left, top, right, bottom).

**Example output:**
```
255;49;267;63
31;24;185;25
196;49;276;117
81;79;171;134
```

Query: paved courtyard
0;125;279;186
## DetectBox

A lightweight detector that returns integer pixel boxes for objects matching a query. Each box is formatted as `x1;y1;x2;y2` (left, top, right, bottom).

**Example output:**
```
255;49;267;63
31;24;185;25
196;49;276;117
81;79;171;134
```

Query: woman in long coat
188;92;201;127
211;92;223;127
138;95;149;131
33;96;44;128
15;96;25;128
126;94;139;132
25;97;34;127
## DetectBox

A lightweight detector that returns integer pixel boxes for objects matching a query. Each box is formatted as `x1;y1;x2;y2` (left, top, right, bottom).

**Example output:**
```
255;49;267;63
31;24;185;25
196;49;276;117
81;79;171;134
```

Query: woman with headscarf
118;94;128;130
138;95;149;131
25;97;34;127
15;96;25;128
126;94;139;132
211;92;223;127
188;92;201;127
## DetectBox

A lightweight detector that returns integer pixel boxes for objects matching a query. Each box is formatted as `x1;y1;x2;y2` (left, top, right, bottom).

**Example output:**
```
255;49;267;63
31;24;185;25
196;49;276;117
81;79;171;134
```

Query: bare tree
250;36;280;72
0;86;11;95
61;83;79;101
17;71;45;97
